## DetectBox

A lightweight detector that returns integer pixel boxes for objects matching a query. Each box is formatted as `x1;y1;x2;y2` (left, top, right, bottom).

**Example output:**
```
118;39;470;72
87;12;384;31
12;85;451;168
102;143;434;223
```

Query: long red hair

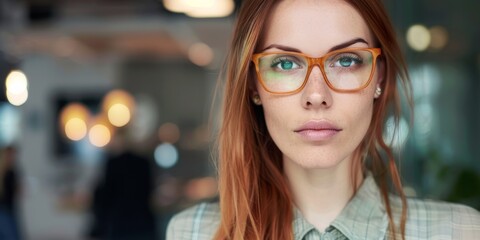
214;0;412;239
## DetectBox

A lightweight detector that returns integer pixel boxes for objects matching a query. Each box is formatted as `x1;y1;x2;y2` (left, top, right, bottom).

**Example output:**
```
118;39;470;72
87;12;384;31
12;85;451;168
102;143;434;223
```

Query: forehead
261;0;373;54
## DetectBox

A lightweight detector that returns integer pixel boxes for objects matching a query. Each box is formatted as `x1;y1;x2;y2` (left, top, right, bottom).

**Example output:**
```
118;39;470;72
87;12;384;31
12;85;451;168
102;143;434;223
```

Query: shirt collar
293;174;389;240
293;208;317;239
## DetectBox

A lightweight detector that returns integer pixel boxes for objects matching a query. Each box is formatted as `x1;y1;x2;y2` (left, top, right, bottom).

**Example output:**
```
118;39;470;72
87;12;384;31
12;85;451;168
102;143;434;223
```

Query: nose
301;66;333;109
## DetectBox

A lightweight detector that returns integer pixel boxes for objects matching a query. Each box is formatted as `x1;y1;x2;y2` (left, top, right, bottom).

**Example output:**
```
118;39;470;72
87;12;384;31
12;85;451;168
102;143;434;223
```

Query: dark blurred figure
0;146;22;240
87;132;156;240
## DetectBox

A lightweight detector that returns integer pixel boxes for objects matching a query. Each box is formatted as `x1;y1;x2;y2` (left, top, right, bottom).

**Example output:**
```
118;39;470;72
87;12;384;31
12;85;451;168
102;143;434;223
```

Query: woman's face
256;0;382;169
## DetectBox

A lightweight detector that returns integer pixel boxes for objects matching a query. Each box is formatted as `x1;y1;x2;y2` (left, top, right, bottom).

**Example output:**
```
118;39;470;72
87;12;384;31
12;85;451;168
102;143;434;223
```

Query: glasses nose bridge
305;56;326;80
308;55;325;69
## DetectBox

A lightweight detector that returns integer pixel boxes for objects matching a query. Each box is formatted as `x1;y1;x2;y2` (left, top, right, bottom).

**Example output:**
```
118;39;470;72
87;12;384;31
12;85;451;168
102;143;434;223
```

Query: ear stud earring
375;87;382;97
252;94;262;105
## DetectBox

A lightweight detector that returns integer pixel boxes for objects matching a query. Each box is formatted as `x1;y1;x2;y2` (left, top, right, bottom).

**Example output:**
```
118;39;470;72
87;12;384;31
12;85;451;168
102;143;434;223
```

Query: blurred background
0;0;479;239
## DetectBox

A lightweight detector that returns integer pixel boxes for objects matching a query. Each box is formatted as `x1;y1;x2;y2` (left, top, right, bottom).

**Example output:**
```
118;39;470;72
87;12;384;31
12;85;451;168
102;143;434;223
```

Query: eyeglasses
252;47;381;94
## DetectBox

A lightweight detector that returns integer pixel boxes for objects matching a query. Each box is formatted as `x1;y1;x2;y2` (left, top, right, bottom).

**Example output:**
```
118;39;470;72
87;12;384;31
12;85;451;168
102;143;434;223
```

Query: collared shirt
166;175;480;239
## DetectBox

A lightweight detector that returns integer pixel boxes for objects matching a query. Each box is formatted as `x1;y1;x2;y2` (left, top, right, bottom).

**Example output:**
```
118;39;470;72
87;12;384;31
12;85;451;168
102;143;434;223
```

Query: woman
167;0;480;239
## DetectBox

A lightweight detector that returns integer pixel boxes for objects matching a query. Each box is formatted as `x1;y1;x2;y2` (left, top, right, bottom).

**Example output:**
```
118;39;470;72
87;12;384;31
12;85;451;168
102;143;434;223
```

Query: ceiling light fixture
163;0;235;18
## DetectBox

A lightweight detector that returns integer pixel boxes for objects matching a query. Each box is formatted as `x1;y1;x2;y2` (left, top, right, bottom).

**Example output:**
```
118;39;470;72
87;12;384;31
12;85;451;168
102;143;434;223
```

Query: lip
294;120;342;141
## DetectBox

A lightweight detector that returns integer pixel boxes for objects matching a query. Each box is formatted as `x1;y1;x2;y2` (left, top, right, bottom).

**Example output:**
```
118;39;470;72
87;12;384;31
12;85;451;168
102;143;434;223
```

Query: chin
285;153;349;170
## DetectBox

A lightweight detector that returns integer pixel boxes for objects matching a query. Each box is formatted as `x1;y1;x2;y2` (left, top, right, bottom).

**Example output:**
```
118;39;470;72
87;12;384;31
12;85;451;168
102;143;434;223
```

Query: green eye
280;60;294;70
339;57;354;67
332;54;363;68
271;57;300;71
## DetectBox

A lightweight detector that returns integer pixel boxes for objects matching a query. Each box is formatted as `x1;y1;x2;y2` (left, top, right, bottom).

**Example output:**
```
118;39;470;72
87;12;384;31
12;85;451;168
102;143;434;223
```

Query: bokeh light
64;118;87;141
5;70;29;106
162;0;186;12
188;42;214;67
154;143;178;168
59;103;90;141
185;0;235;18
59;102;90;141
102;89;135;127
0;103;20;146
184;177;218;200
5;70;28;94
107;103;131;127
406;24;431;52
88;124;111;147
429;26;449;50
163;0;235;18
6;89;28;106
158;122;180;144
60;103;90;128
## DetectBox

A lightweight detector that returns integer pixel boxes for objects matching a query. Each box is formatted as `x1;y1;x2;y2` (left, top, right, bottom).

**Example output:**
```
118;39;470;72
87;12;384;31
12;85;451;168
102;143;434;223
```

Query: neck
284;156;363;232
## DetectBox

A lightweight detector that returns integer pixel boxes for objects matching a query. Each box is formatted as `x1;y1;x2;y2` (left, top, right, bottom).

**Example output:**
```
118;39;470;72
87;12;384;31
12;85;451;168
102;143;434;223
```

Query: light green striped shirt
167;175;480;239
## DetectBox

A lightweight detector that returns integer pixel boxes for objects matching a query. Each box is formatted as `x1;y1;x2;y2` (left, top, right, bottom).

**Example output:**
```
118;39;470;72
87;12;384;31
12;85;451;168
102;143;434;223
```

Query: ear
249;65;262;104
374;57;385;99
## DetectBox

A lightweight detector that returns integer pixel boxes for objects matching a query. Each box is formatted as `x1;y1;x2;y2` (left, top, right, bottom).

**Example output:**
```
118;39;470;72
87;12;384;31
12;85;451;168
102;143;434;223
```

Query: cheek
262;99;287;129
340;94;375;141
258;94;294;140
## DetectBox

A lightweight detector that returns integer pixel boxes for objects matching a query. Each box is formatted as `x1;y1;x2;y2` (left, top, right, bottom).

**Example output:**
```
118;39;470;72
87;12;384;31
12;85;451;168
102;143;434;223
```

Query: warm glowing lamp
89;124;111;147
65;118;87;141
87;115;113;147
59;103;90;140
6;89;28;106
163;0;235;18
108;103;131;127
5;70;29;106
185;0;234;18
5;70;28;94
406;24;431;52
102;90;135;127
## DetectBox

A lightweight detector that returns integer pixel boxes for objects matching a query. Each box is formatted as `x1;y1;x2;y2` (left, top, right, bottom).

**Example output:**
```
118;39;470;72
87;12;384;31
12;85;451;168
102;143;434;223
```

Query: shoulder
392;196;480;239
405;198;480;224
166;201;221;240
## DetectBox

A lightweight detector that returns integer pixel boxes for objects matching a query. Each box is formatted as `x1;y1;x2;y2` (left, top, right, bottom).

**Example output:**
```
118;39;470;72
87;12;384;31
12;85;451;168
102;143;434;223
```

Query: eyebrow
261;38;369;53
